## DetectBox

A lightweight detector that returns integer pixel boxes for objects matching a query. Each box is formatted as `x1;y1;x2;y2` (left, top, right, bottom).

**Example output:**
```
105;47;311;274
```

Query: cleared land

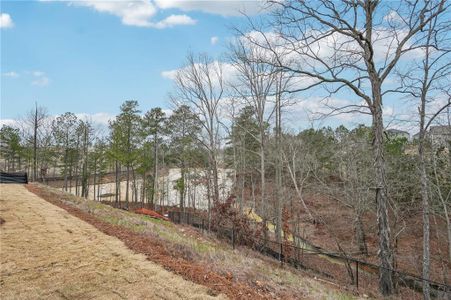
0;184;225;300
2;183;367;299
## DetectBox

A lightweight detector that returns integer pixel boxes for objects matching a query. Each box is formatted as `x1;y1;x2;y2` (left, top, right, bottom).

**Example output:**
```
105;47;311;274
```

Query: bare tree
37;117;55;184
229;36;279;241
335;126;373;255
392;9;450;297
281;132;316;225
171;53;225;224
244;0;447;295
24;103;48;181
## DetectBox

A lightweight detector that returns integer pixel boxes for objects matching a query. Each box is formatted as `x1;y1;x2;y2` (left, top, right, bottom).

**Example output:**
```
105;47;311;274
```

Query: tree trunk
207;171;212;231
126;164;130;209
286;163;314;222
75;134;80;197
251;174;256;210
69;161;73;193
211;154;219;203
64;146;68;191
419;86;431;300
33;105;38;182
82;127;89;199
97;177;100;202
115;160;119;208
152;133;158;207
275;89;283;244
355;214;368;255
260;139;268;243
75;165;79;196
142;174;146;208
135;172;138;204
372;98;394;296
420;150;431;300
232;133;238;195
240;136;246;213
93;157;97;201
179;166;185;210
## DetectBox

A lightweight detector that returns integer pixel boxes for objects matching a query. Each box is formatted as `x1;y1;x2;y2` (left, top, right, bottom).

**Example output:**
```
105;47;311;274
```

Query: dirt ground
0;184;225;300
24;184;272;299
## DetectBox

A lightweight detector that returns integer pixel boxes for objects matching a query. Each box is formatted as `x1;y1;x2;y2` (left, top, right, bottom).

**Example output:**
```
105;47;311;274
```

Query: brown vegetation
25;183;363;299
0;184;225;300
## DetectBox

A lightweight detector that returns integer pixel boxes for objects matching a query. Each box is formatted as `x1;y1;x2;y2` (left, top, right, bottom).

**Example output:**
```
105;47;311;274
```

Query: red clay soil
135;207;170;221
298;193;450;283
25;184;270;300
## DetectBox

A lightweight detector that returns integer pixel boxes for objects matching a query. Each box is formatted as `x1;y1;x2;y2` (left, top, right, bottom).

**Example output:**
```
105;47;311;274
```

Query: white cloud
161;61;237;86
32;71;45;77
72;0;157;27
152;14;196;29
383;106;395;118
30;71;50;87
210;36;219;45
75;112;115;126
244;26;425;83
154;0;267;17
41;1;269;28
384;10;403;23
0;119;18;128
0;13;14;29
32;77;50;87
1;112;116;133
286;96;372;127
42;1;197;29
162;108;173;116
161;69;178;80
2;71;19;78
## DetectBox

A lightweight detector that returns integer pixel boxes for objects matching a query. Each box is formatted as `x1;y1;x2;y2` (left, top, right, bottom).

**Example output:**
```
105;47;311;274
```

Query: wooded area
1;1;450;298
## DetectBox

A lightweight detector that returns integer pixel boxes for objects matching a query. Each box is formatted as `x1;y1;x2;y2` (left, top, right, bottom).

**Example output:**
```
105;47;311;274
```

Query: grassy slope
0;184;224;300
31;183;363;300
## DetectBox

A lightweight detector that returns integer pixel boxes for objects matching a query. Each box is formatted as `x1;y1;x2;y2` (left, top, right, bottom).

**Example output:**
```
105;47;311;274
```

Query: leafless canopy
244;0;448;114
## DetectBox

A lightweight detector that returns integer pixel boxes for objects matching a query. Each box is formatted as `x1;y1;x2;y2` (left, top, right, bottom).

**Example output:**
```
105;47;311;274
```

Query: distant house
386;129;410;140
412;125;451;147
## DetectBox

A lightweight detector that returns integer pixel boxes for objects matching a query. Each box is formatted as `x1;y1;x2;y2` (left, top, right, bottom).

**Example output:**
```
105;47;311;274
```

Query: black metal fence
0;172;28;184
168;210;450;298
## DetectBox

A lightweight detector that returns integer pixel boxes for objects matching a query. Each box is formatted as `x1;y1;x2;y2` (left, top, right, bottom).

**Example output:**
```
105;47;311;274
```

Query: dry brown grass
24;183;367;299
0;184;225;300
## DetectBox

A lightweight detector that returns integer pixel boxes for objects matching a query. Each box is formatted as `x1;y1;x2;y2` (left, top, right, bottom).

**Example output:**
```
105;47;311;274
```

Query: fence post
301;243;304;263
232;226;235;250
355;261;359;289
280;242;283;266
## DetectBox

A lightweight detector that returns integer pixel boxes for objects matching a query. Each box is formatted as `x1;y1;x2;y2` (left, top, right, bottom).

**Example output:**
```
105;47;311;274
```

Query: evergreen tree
109;100;141;209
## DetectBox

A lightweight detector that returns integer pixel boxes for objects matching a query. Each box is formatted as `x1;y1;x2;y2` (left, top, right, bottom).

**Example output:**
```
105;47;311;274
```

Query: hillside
0;184;223;299
12;183;366;300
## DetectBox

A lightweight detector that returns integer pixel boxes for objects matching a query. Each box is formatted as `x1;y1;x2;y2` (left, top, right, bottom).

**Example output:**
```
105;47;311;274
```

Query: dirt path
0;184;225;300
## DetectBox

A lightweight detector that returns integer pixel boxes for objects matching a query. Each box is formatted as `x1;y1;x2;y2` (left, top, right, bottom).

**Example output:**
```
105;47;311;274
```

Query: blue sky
1;1;263;122
1;1;448;134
